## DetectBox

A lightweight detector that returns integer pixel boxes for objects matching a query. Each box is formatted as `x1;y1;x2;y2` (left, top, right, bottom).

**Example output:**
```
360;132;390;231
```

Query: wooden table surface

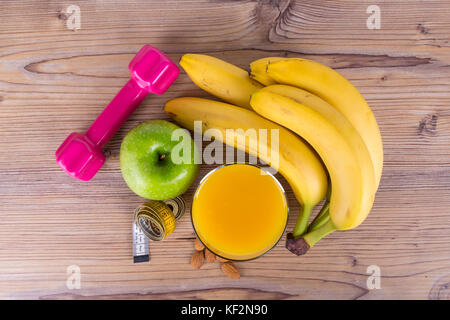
0;0;449;300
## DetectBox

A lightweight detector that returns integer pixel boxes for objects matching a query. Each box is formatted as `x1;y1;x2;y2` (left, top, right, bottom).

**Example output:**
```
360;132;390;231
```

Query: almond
204;249;216;263
190;250;204;269
216;256;228;263
194;238;205;251
221;262;240;279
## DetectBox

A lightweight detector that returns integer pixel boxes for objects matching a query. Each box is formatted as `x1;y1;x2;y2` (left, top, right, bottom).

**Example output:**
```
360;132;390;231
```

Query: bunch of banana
166;54;383;255
250;58;383;187
175;54;328;236
165;97;328;236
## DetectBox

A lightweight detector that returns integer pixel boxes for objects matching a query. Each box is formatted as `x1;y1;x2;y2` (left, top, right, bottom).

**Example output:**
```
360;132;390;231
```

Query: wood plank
0;0;449;300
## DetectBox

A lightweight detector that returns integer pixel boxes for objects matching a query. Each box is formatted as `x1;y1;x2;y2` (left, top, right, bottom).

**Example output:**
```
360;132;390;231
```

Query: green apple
120;120;199;200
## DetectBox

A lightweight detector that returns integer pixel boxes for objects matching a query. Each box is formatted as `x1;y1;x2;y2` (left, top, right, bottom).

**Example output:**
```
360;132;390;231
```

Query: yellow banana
165;97;328;230
261;85;376;228
250;58;383;188
180;54;263;109
249;57;286;86
250;91;377;253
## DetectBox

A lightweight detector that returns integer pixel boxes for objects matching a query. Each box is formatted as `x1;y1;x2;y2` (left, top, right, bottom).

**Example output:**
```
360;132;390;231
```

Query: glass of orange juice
191;164;288;261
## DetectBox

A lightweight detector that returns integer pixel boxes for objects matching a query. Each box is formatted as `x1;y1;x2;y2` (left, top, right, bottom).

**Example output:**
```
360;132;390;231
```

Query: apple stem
159;154;166;161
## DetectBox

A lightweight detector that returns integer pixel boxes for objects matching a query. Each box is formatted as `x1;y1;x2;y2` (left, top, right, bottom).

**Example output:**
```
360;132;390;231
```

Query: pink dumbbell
55;45;179;181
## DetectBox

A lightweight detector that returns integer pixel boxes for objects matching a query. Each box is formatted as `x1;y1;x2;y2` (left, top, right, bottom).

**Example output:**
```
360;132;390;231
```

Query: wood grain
0;0;449;300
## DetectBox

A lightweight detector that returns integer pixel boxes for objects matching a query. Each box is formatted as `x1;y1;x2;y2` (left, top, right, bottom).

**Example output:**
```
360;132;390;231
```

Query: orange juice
192;164;288;261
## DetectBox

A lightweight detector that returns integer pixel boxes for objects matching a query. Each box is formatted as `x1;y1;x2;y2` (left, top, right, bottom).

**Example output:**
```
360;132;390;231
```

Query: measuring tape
135;196;186;240
132;196;186;263
162;196;186;221
134;200;176;241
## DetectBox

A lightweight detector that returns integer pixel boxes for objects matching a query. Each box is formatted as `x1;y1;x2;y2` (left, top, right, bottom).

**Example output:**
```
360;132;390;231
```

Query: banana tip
286;233;310;256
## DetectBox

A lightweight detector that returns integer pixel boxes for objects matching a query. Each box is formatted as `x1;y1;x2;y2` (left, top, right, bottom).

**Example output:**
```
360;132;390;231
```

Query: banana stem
286;219;336;256
292;204;313;237
303;219;336;248
308;201;330;232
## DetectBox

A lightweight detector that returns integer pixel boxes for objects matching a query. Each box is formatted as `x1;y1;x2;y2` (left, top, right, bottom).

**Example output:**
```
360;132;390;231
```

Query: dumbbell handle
86;79;147;148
